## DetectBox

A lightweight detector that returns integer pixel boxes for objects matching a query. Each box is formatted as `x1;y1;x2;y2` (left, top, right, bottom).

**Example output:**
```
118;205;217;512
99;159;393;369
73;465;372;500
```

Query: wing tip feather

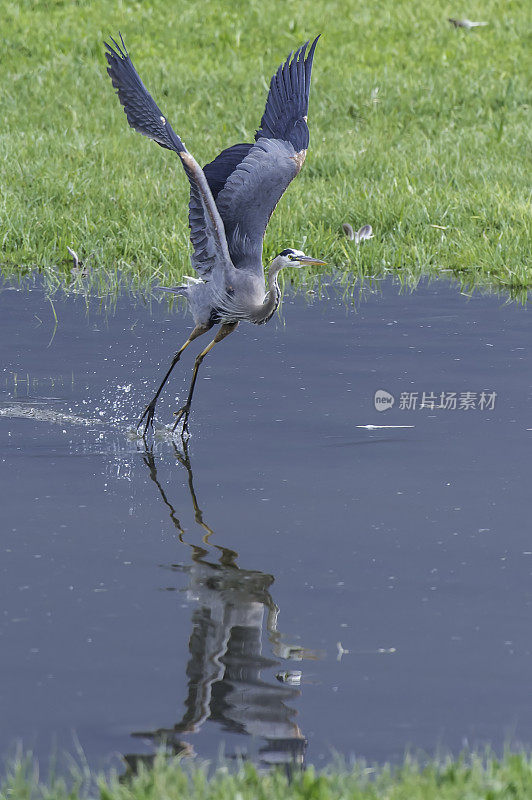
255;34;320;144
105;33;129;64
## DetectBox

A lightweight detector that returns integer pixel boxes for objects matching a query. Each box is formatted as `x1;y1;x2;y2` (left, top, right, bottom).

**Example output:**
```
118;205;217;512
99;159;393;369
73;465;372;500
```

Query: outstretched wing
105;35;232;278
255;36;319;151
203;36;320;274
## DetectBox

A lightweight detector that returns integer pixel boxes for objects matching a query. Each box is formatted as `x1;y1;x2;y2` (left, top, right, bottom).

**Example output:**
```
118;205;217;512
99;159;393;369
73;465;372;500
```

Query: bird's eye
288;254;294;260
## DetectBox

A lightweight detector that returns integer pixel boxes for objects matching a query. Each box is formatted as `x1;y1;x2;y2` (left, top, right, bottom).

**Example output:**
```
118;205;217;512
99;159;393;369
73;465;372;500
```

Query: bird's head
272;248;327;271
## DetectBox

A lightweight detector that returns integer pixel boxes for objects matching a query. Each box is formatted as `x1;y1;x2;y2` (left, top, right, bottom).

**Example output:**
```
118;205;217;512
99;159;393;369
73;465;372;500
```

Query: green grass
0;0;530;299
4;752;532;799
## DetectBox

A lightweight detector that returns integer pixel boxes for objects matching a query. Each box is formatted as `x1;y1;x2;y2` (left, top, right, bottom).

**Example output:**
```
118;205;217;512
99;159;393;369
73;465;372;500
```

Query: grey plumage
105;34;325;435
215;137;304;274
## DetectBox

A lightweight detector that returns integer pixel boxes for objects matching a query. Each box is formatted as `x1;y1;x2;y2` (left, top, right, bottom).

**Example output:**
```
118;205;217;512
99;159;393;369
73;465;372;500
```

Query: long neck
249;262;282;325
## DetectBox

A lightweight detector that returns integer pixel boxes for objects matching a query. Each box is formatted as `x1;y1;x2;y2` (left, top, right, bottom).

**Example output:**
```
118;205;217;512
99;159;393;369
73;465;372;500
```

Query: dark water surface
0;279;530;772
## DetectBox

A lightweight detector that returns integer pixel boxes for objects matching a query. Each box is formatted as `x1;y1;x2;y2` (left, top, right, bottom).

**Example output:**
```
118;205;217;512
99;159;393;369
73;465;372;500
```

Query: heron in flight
105;34;325;436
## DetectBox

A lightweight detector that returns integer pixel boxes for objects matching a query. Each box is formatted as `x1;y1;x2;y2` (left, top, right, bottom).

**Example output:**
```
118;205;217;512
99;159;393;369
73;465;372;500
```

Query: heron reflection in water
124;442;320;773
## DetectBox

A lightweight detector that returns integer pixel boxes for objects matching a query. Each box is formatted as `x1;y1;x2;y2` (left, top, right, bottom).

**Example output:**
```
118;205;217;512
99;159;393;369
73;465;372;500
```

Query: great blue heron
105;34;325;436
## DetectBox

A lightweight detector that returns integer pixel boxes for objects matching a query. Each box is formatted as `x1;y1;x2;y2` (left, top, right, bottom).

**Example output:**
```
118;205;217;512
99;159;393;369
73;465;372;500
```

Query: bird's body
105;34;325;434
164;248;301;328
167;262;268;327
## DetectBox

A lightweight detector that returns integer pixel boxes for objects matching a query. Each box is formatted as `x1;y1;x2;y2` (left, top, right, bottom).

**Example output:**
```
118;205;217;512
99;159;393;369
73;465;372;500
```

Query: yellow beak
297;256;327;266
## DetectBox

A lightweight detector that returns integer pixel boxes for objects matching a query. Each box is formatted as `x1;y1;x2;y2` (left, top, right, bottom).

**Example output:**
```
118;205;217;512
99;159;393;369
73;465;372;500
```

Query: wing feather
105;34;320;278
203;143;254;200
256;36;319;151
208;36;320;273
105;35;232;277
215;138;302;272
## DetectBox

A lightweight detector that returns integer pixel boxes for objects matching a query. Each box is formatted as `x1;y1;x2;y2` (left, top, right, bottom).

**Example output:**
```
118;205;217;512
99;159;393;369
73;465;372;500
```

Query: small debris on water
276;670;302;685
356;425;415;430
337;641;350;661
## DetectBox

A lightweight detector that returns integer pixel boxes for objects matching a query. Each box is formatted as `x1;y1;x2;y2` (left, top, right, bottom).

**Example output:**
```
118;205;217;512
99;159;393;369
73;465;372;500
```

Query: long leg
137;323;211;436
172;322;238;433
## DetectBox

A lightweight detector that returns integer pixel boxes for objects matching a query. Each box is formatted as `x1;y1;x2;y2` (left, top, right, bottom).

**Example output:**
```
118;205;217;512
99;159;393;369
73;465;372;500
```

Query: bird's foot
137;400;157;438
172;404;191;434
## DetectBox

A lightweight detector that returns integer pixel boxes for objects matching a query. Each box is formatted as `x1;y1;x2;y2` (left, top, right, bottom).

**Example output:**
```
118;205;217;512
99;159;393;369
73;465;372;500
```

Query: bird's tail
157;275;203;297
105;34;185;154
157;285;188;296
